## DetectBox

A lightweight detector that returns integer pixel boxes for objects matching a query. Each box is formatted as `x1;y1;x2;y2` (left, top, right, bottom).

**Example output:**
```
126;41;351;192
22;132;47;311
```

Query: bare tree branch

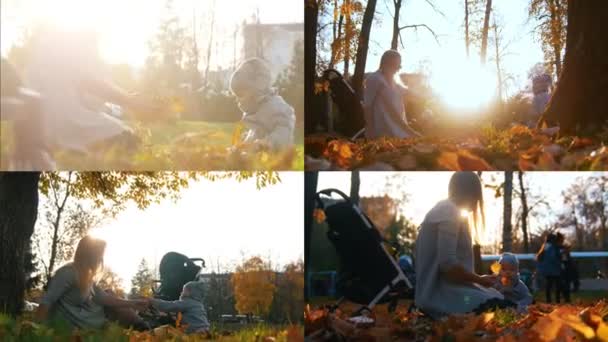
398;24;440;45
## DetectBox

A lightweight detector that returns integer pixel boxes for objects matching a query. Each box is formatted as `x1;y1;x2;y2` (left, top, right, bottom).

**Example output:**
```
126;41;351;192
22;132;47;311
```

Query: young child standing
149;281;210;334
229;58;295;150
492;253;533;312
536;233;562;303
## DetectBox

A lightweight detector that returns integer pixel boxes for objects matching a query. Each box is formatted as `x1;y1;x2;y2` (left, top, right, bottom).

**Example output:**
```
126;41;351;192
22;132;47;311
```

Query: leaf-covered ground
0;314;304;342
304;299;608;342
0;120;304;171
305;125;608;171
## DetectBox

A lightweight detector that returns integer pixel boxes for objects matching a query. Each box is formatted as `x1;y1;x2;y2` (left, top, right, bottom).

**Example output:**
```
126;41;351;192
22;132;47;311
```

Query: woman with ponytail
35;236;148;329
414;172;511;318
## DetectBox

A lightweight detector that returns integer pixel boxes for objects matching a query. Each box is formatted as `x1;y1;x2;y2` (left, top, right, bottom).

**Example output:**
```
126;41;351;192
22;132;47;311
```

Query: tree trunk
549;0;563;77
343;0;352;77
480;0;492;65
493;22;503;102
391;0;403;50
352;0;377;100
473;244;482;274
0;172;40;316
350;171;360;205
203;0;216;85
517;172;530;253
304;171;318;301
465;0;470;58
502;171;513;252
46;173;72;286
305;0;319;135
542;0;608;133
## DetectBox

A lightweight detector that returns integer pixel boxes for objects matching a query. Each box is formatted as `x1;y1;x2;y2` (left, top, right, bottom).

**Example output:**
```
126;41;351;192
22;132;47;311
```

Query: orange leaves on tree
314;81;330;95
231;256;276;317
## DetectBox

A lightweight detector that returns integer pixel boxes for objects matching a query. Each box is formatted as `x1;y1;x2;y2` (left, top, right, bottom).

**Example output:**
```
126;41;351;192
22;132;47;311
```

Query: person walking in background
556;233;574;303
535;233;562;303
363;50;421;139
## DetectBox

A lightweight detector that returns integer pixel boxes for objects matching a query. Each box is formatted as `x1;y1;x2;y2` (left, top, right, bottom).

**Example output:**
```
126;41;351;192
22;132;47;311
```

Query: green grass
1;120;304;170
0;313;302;341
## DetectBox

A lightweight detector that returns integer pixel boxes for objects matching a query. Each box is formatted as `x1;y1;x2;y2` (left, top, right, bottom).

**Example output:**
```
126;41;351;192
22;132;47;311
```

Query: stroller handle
189;258;206;268
316;188;351;204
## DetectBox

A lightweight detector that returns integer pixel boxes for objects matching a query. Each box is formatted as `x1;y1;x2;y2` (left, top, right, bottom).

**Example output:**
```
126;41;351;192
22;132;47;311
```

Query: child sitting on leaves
148;281;210;334
492;253;533;312
229;58;295;150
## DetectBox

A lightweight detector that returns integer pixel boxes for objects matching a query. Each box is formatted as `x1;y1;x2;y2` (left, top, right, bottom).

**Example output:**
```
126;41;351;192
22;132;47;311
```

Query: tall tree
130;258;155;297
305;0;320;135
542;0;608;132
352;0;378;100
231;256;276;317
350;171;361;205
502;171;513;252
479;0;493;65
304;171;318;301
528;0;567;79
0;172;40;315
517;172;530;253
465;0;470;58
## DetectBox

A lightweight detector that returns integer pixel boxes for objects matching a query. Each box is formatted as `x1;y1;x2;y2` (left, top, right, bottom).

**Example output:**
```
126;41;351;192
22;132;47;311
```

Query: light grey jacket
241;94;295;149
151;281;210;334
414;199;503;318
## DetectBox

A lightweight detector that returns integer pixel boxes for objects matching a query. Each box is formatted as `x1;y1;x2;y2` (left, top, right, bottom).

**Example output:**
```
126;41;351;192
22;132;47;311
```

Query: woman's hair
72;236;106;296
379;50;401;69
448;172;485;242
536;232;557;260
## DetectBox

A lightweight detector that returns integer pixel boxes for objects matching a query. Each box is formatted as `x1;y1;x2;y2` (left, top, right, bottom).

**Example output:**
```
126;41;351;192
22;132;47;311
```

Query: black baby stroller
322;69;366;139
315;189;414;315
141;252;206;327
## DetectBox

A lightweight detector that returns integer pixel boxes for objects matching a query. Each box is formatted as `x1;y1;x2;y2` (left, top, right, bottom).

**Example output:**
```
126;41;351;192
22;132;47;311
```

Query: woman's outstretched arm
93;287;148;310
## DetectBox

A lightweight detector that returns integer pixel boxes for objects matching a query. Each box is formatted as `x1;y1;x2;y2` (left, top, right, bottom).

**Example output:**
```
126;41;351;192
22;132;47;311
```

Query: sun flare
431;58;497;112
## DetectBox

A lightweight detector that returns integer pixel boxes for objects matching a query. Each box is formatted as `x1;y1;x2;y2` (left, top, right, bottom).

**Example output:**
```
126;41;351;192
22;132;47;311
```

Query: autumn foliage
305;125;608;171
231;256;277;317
305;300;608;341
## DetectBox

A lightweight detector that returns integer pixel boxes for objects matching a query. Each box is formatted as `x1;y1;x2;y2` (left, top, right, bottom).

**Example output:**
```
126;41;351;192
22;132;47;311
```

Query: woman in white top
25;25;155;162
414;172;509;318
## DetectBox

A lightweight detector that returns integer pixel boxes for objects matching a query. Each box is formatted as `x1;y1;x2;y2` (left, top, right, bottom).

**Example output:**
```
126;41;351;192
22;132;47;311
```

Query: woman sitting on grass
414;172;511;318
35;236;149;330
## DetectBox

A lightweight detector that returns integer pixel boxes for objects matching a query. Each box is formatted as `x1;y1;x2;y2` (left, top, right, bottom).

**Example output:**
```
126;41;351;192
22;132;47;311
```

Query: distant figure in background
528;73;553;127
491;253;533;313
363;50;420;139
557;235;578;301
230;58;295;149
535;232;562;303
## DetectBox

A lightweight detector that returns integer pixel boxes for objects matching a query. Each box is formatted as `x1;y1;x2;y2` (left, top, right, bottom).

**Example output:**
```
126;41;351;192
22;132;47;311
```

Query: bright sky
317;172;591;250
75;172;304;290
0;0;303;67
321;0;545;109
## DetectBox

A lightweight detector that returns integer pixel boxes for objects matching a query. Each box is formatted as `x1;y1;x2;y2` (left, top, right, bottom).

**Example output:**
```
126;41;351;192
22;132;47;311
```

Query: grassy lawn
0;313;303;341
1;120;304;170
